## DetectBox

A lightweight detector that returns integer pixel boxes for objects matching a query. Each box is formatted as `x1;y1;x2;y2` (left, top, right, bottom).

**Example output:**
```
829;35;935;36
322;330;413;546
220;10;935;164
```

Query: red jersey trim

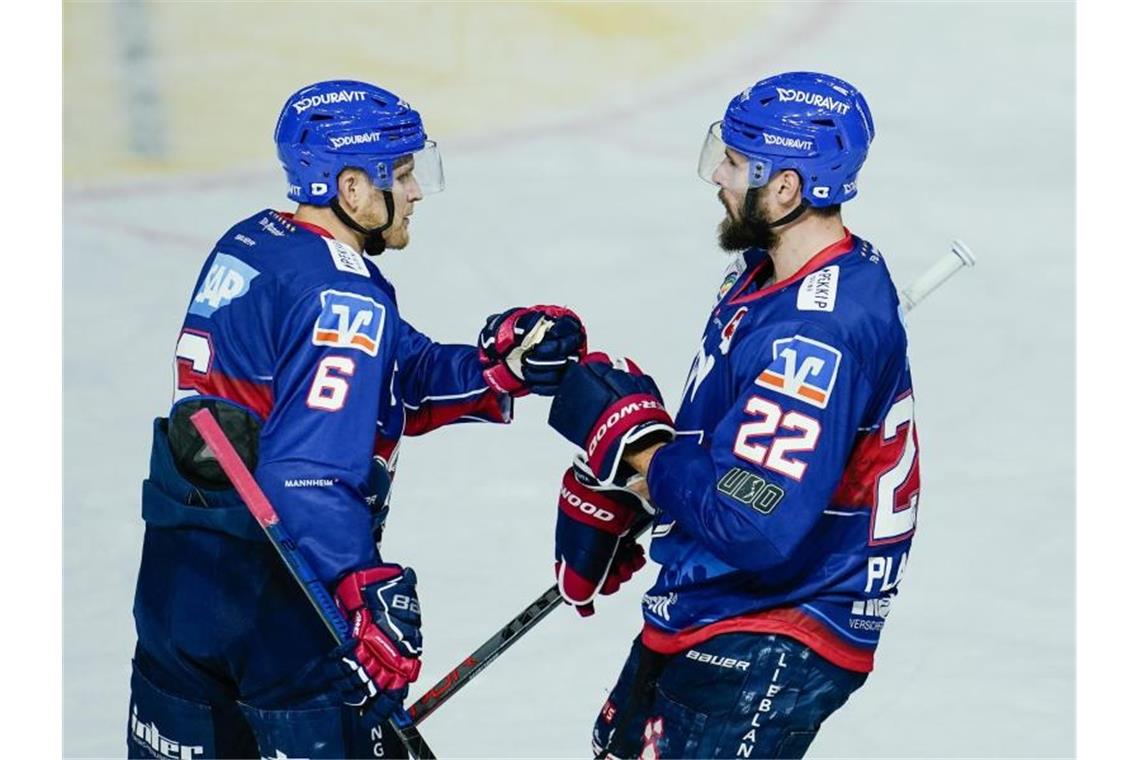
277;211;334;239
404;390;510;436
640;606;874;674
728;230;854;306
177;366;273;422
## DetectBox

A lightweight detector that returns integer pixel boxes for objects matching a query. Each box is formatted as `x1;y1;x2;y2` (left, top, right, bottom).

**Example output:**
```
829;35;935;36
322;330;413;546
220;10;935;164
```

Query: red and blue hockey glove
334;564;423;715
548;352;674;485
478;305;587;397
555;462;652;617
327;640;408;723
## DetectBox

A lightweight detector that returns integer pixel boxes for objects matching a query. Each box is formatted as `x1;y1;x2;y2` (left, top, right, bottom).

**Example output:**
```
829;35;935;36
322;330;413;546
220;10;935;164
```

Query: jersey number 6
307;356;356;412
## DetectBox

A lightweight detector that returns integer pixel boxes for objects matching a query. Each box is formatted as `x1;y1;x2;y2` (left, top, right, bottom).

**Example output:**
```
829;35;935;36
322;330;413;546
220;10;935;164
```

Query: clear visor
378;139;445;194
697;121;772;192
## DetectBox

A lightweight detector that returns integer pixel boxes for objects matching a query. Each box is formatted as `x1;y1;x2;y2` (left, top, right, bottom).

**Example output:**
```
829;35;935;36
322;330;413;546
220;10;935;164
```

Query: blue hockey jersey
641;231;919;673
146;209;510;585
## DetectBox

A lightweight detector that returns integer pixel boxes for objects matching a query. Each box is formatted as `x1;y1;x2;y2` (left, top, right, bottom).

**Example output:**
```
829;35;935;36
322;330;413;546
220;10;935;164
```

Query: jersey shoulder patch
755;334;842;409
325;238;370;277
796;264;839;312
312;289;386;356
189;252;259;317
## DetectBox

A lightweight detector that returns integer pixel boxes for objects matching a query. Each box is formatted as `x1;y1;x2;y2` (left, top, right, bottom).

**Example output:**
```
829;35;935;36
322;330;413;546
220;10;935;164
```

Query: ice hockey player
126;80;587;759
546;71;920;758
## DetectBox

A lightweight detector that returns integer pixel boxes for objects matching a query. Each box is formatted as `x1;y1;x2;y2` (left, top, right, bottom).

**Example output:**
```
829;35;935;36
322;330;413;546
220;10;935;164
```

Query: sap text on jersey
586;398;668;458
292;89;368;114
775;88;851;114
190;254;259;317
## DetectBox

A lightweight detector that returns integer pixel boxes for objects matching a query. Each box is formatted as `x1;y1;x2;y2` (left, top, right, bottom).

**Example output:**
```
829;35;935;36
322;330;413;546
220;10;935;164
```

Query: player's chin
383;228;411;250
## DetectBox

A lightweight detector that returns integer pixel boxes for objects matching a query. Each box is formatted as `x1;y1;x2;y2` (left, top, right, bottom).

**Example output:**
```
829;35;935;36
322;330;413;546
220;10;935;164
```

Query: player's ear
337;168;364;212
774;169;801;206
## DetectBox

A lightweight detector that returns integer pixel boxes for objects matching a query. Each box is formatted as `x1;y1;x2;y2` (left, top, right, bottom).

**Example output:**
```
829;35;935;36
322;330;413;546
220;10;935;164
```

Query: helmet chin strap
744;187;809;230
329;191;396;257
768;198;809;228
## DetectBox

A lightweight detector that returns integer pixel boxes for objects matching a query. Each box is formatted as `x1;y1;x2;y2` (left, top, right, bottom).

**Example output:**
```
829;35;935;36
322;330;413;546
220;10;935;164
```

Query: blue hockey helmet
274;80;444;205
698;71;874;207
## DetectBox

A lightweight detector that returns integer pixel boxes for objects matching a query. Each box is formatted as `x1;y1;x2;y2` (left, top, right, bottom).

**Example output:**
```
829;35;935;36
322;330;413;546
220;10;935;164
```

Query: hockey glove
548;352;674;485
328;640;408;723
555;463;652;617
334;564;423;715
478;305;587;396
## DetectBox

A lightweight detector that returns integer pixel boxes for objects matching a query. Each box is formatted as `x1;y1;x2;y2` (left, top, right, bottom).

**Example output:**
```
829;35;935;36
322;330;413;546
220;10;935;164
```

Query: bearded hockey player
546;71;920;758
127;80;586;759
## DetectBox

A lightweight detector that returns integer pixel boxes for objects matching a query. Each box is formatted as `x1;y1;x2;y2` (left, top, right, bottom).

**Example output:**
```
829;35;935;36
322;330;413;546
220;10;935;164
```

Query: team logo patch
755;335;842;409
718;307;748;355
189;253;259;316
312;289;385;356
717;467;785;514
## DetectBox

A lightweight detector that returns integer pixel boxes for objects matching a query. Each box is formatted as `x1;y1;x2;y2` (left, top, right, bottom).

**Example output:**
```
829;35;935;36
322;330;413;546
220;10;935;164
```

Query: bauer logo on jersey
189;253;259;317
755;335;842;408
311;290;386;356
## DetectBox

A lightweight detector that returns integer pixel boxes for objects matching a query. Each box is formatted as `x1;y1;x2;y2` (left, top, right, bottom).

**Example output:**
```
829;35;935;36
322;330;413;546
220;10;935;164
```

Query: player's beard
718;188;775;252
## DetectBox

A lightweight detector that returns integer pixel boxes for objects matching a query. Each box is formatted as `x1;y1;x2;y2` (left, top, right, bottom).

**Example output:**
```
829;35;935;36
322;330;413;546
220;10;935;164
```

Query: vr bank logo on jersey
189;253;259;316
755;335;842;408
311;290;385;356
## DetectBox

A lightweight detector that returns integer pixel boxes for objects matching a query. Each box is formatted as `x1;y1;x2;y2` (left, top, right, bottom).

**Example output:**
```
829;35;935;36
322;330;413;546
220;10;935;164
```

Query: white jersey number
870;393;920;544
307;356;356;412
173;329;212;403
732;396;821;481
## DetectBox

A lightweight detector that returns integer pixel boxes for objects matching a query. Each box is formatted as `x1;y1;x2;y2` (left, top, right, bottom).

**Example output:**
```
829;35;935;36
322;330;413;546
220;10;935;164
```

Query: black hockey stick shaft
405;241;977;728
406;584;567;725
406;520;653;725
189;408;436;760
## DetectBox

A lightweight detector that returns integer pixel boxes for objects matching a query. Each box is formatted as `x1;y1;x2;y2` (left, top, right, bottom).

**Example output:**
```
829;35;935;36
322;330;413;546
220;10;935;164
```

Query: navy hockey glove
334;564;423;712
328;640;408;723
548;352;674;485
478;305;587;396
555;462;652;617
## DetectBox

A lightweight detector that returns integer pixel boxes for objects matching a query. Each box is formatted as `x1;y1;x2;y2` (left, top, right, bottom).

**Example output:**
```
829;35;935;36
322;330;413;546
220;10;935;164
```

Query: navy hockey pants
128;524;407;759
592;632;867;759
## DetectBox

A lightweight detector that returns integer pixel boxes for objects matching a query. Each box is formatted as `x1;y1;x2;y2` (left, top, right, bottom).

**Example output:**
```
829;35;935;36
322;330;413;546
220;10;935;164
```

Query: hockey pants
592;632;868;759
127;524;407;759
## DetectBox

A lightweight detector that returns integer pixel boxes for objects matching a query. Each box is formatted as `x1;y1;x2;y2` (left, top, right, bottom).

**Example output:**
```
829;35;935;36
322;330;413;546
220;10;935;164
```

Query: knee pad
128;662;216;760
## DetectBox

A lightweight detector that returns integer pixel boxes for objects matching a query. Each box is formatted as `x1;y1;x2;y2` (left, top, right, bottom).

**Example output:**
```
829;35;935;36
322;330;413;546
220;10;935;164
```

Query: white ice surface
64;2;1074;757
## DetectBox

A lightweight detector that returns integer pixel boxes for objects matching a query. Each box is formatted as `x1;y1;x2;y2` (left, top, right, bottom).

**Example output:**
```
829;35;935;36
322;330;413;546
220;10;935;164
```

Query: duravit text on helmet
763;134;814;151
329;132;384;149
292;90;369;114
775;88;850;115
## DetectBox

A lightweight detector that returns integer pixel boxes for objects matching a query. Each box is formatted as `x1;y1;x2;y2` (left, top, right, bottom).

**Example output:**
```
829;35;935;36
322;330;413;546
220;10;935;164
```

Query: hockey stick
188;409;436;760
404;239;978;727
